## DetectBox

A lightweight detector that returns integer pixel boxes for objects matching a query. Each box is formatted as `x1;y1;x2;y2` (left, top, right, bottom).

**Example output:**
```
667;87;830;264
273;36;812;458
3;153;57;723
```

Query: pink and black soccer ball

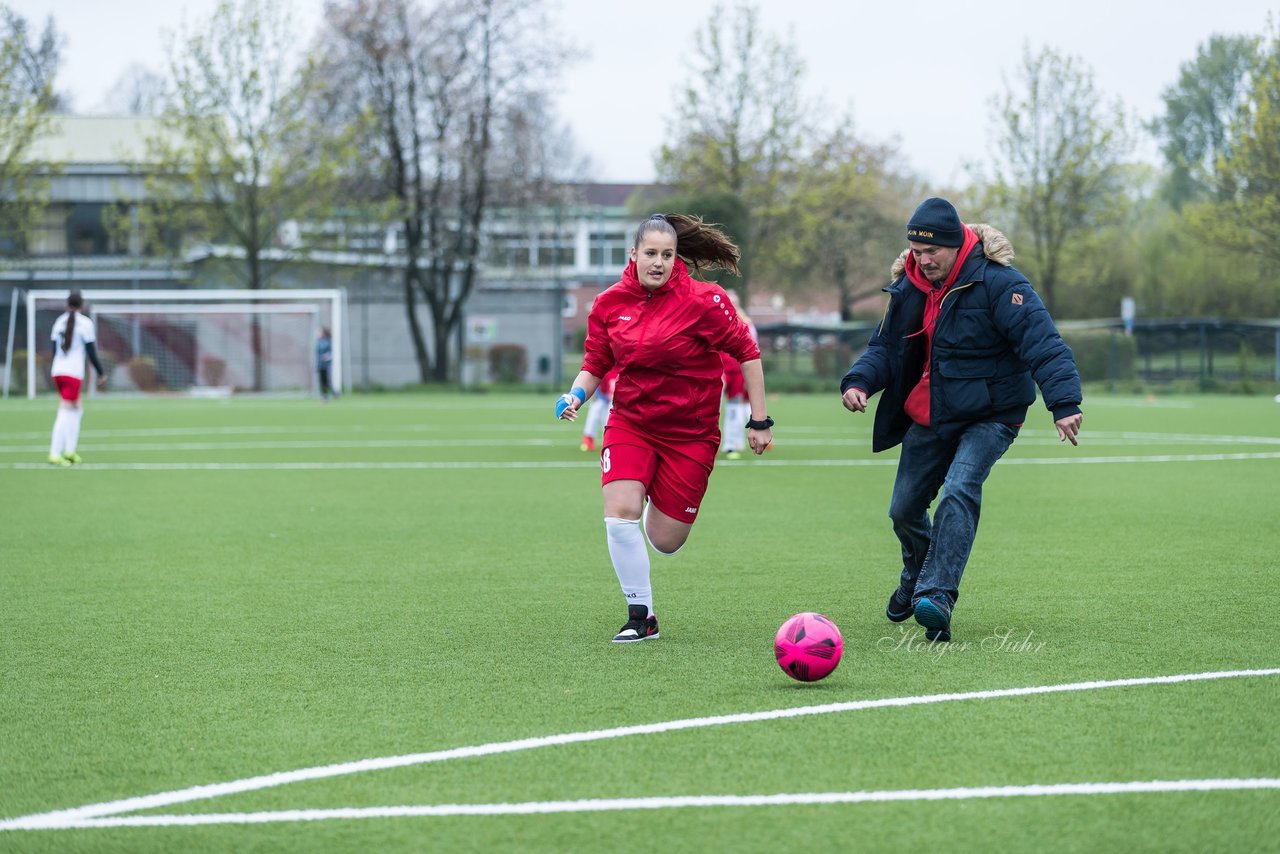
775;612;843;682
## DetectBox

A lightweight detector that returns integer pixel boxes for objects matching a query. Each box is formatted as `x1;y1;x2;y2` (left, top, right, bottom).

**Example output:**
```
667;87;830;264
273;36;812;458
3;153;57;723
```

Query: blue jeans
887;421;1019;610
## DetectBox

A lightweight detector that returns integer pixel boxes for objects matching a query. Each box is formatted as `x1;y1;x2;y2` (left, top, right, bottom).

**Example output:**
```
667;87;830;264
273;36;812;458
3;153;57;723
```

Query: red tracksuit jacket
581;258;761;442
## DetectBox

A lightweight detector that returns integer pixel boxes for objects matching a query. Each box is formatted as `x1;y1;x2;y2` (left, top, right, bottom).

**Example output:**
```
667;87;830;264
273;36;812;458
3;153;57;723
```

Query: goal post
26;289;344;398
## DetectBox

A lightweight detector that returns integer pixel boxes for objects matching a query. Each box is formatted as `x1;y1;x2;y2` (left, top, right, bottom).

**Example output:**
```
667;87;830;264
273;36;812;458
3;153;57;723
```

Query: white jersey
50;311;97;380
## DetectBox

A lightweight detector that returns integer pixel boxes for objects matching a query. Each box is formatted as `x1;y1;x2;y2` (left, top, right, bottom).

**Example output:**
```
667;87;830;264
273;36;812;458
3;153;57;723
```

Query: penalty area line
12;779;1280;829
1;667;1277;832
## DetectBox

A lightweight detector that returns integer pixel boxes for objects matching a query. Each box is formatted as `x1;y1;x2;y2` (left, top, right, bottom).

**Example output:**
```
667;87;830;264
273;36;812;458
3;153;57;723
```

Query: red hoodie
901;225;980;426
582;258;760;442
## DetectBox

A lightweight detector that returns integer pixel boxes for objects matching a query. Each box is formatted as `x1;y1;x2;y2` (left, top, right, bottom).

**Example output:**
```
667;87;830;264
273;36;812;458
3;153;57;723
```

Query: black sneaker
913;596;952;642
612;604;660;643
886;586;914;622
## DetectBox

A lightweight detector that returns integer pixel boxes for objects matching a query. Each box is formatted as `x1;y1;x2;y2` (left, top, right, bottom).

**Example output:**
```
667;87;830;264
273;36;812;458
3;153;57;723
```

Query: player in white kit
48;292;107;466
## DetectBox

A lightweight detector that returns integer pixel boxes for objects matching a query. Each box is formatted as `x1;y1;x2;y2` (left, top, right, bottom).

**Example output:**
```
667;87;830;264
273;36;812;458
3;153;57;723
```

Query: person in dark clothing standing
840;198;1082;642
316;327;338;402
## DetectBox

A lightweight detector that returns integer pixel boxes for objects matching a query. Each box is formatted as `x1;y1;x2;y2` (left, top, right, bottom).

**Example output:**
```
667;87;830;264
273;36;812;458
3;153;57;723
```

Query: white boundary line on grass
3;668;1277;832
4;452;1280;471
16;779;1280;828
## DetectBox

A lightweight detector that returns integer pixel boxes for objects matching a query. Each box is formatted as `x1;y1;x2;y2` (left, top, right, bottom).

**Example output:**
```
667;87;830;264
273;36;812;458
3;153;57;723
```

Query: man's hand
747;427;772;455
842;387;868;413
1055;412;1082;446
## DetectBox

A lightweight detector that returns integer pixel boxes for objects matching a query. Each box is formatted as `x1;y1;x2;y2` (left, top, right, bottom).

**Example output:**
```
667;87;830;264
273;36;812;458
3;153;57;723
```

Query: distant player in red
556;214;773;642
578;366;618;452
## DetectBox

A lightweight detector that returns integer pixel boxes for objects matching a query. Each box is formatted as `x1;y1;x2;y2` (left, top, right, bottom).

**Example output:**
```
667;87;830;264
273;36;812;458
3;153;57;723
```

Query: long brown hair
633;213;741;275
62;292;84;353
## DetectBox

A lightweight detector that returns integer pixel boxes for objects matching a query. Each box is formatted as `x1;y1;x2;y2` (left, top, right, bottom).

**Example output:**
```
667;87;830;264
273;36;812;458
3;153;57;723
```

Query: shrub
12;350;55;389
8;348;28;389
127;355;162;391
488;344;528;384
1061;329;1135;382
201;355;227;386
812;343;855;381
98;350;120;385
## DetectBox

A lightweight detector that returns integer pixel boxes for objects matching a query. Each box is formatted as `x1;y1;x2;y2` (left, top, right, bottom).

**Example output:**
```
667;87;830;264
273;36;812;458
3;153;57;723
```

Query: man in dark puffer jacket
840;197;1082;643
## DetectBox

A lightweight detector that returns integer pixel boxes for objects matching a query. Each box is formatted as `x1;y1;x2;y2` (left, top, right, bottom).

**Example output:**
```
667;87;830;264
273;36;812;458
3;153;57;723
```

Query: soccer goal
25;289;345;398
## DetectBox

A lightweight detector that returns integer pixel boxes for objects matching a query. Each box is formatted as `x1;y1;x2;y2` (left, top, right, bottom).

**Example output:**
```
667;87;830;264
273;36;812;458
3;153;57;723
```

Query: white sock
731;401;750;451
605;516;652;616
50;409;69;456
66;408;83;454
721;401;745;452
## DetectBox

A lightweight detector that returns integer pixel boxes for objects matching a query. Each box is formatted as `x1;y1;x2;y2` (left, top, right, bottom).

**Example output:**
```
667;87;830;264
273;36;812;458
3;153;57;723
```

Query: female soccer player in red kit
557;214;773;642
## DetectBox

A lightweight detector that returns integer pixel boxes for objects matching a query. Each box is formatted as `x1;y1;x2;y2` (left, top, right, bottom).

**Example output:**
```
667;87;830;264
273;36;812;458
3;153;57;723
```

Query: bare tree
655;1;809;303
0;7;68;109
100;63;167;115
0;7;61;252
315;0;570;382
141;0;344;388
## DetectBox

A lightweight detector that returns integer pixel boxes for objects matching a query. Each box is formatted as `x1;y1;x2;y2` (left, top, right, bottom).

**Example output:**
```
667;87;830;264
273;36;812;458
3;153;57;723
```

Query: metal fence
756;318;1280;388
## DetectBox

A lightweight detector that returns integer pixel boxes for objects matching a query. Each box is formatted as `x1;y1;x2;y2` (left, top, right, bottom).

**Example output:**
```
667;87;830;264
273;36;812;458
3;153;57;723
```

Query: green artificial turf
1;391;1277;852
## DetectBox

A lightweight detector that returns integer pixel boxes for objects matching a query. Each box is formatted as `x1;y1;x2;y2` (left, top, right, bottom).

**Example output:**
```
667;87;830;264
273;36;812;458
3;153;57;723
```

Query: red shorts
54;375;82;402
601;419;718;524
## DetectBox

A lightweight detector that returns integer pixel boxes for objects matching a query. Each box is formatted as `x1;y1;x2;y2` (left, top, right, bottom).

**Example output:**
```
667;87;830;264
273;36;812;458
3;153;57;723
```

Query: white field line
16;779;1280;829
0;438;563;453
5;436;1278;454
3;668;1277;832
0;426;1274;446
1;424;571;440
5;453;1280;471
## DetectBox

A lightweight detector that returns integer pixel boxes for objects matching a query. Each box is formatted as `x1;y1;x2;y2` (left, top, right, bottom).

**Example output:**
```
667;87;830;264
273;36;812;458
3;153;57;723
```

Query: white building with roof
2;116;663;391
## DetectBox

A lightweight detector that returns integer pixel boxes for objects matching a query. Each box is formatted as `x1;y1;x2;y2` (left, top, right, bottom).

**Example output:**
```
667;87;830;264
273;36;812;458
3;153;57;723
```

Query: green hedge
488;344;528;383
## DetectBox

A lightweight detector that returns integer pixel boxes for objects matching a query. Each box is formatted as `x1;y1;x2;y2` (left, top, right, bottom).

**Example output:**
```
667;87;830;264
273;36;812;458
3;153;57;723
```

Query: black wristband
745;416;774;430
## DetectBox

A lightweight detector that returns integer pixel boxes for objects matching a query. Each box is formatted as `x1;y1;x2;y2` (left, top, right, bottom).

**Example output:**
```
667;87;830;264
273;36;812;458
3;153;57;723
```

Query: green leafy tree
1152;34;1259;209
1189;20;1280;281
778;121;915;321
653;190;750;292
655;1;807;305
980;45;1131;314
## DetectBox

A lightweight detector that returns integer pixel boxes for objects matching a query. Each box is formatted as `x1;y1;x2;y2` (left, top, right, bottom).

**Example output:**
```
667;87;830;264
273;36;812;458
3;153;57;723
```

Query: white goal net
26;289;344;397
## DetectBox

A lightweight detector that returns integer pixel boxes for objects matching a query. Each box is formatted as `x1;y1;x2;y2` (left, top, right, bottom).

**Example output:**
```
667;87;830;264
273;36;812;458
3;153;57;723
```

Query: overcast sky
11;0;1280;187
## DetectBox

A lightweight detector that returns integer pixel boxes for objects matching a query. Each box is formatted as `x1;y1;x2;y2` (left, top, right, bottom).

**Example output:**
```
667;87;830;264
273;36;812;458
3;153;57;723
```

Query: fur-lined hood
889;223;1015;281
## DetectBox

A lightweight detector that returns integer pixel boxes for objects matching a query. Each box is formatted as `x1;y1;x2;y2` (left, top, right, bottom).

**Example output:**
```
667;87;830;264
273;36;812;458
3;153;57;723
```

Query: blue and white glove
555;386;586;420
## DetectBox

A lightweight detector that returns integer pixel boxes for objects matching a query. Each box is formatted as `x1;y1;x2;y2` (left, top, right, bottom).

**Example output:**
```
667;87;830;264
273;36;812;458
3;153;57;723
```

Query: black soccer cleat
612;604;660;643
914;596;952;643
886;585;915;622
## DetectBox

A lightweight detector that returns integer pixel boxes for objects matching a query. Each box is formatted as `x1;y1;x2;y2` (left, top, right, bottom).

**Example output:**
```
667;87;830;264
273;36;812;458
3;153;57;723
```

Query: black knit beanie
906;197;963;247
